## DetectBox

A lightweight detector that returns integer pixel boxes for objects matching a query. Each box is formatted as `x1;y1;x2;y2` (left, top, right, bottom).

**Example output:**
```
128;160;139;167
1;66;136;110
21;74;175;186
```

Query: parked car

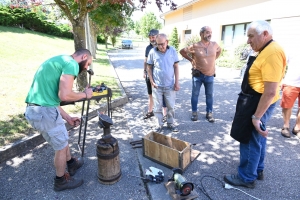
121;39;133;49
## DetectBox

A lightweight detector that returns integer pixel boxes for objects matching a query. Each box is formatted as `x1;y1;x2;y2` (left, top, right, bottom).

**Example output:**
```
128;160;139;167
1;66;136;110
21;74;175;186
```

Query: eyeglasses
157;41;166;47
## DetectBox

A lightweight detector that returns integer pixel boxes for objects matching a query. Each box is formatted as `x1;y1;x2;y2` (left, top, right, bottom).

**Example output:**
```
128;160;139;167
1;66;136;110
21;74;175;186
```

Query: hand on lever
67;117;81;127
84;86;93;99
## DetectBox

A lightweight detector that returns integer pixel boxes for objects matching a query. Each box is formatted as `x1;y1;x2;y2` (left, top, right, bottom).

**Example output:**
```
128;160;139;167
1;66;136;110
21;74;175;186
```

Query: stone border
0;95;128;163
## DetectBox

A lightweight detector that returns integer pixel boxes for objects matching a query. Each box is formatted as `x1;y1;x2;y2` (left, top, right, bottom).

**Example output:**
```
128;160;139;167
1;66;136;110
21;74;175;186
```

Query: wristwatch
251;115;260;120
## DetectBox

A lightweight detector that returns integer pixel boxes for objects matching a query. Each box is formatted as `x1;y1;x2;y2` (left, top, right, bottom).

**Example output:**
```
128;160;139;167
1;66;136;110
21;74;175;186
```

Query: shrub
184;35;200;47
216;42;248;69
0;6;73;39
97;35;106;44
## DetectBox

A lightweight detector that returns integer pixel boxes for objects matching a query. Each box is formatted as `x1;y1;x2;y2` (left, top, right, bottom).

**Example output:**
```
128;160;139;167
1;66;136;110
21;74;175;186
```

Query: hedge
0;6;73;39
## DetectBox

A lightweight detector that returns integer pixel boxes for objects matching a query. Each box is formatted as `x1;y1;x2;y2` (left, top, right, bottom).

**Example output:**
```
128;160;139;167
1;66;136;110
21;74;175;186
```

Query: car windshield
122;40;132;43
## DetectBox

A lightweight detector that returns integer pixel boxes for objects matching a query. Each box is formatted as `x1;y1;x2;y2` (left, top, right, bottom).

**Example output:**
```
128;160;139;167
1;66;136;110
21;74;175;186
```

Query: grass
0;26;122;147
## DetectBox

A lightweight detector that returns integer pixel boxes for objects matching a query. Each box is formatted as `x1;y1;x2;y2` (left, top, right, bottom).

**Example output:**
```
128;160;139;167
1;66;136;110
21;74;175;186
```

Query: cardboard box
143;131;192;171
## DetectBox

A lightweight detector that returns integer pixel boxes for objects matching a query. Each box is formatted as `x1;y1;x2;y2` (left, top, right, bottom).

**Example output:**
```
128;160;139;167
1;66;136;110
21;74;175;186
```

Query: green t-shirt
25;55;79;107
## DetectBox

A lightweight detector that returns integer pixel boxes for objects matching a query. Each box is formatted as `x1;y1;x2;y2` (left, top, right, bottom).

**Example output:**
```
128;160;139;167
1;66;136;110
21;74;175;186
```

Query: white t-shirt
283;53;300;87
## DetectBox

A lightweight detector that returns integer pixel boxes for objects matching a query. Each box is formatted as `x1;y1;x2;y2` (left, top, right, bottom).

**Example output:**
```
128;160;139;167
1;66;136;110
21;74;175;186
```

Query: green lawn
0;26;122;147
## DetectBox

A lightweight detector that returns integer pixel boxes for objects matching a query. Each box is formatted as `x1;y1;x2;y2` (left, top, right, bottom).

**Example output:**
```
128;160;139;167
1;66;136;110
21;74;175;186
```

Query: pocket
235;95;252;115
44;107;59;122
48;127;69;149
25;108;43;130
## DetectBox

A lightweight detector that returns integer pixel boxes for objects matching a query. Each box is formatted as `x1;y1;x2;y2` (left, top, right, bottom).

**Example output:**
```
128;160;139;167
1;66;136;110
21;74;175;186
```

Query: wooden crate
143;131;192;171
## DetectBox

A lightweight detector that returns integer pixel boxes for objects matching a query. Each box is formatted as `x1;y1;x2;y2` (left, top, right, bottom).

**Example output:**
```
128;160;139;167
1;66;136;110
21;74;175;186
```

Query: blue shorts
25;106;69;151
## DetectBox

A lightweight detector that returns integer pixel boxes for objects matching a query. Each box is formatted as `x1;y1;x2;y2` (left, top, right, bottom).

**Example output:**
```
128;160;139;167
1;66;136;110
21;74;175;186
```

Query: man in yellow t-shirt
224;20;286;189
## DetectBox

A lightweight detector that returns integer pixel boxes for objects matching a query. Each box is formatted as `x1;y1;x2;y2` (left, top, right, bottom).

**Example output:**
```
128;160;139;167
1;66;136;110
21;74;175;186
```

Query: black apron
230;40;273;144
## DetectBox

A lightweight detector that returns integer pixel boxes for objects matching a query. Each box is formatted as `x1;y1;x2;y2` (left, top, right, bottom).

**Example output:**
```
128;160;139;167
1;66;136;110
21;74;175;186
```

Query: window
185;30;191;34
184;30;192;42
221;20;270;49
221;23;250;49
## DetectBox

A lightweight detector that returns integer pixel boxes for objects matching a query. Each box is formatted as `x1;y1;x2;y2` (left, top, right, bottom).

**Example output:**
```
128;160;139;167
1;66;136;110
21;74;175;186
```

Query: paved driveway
109;46;300;200
1;45;299;200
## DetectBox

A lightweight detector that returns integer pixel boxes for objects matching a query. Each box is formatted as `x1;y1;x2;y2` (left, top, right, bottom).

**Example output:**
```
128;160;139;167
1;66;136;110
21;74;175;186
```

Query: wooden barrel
96;137;122;185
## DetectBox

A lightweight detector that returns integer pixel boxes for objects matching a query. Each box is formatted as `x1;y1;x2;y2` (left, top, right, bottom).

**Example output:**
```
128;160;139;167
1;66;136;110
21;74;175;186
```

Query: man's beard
78;59;87;74
204;35;211;41
150;40;157;46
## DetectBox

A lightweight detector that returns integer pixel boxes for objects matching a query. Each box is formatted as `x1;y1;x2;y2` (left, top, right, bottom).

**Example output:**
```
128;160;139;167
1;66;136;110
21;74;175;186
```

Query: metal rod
77;100;86;151
81;99;91;157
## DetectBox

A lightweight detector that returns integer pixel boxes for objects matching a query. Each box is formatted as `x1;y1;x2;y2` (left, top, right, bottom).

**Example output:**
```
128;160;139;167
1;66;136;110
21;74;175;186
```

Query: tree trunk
73;23;86;51
94;33;98;51
53;0;91;91
105;36;108;49
72;22;88;91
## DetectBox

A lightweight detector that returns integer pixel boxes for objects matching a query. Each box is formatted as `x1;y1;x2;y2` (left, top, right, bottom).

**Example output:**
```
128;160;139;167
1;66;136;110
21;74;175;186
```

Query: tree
89;2;131;49
139;12;162;38
134;20;140;35
169;27;179;51
138;0;177;12
124;17;134;36
8;0;178;89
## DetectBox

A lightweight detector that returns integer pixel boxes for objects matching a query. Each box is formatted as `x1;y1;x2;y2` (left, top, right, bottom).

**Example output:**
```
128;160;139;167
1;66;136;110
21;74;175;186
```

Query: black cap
148;29;159;36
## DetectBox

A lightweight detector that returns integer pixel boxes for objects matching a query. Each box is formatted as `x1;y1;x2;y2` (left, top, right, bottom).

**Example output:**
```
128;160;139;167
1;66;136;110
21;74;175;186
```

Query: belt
27;103;41;106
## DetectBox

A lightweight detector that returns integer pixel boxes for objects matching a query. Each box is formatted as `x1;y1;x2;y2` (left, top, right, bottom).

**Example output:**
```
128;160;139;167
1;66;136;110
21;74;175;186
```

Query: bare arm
147;64;157;88
58;74;93;101
174;62;180;91
216;46;222;59
252;81;278;137
143;57;147;78
179;48;193;62
58;106;80;126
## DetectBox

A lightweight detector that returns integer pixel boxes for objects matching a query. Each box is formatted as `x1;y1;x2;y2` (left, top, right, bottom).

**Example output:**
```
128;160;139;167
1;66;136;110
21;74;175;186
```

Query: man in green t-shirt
24;49;93;191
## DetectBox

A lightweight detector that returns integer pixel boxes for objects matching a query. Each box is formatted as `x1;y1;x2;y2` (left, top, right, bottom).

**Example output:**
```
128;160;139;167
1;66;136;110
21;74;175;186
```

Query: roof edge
160;0;201;18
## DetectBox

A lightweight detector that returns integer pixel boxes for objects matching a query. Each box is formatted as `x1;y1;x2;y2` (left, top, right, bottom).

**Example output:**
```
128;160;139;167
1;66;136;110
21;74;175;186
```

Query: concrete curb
0;95;128;164
0;54;128;163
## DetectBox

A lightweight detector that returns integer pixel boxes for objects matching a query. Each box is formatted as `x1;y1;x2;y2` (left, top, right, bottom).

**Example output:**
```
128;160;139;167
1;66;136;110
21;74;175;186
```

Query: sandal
281;127;290;138
292;127;300;138
143;111;154;119
163;115;167;123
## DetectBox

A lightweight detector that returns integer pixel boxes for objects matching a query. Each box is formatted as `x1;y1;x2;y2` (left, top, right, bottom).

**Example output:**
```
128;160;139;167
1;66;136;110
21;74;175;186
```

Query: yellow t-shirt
248;42;286;104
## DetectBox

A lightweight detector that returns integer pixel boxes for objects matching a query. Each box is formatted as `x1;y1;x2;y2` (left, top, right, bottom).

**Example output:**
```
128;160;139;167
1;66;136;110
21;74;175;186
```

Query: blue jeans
191;74;214;113
152;86;176;126
238;102;277;182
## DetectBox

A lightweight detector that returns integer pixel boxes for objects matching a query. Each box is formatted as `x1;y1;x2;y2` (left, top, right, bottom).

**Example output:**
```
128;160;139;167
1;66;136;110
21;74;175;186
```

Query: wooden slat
143;132;193;170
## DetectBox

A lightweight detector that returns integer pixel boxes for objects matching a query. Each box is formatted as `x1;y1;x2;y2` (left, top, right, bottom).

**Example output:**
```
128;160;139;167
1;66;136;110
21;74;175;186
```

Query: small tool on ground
129;167;164;183
130;140;143;148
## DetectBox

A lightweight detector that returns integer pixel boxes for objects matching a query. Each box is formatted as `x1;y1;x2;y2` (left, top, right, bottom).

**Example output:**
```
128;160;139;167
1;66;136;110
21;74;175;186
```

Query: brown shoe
206;112;215;123
224;174;255;189
292;127;300;138
191;112;198;121
281;127;291;138
67;157;84;176
54;172;83;191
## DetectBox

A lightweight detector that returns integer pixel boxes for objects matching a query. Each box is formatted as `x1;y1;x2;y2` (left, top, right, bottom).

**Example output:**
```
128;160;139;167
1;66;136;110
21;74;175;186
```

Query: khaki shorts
280;85;300;108
25;106;69;151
